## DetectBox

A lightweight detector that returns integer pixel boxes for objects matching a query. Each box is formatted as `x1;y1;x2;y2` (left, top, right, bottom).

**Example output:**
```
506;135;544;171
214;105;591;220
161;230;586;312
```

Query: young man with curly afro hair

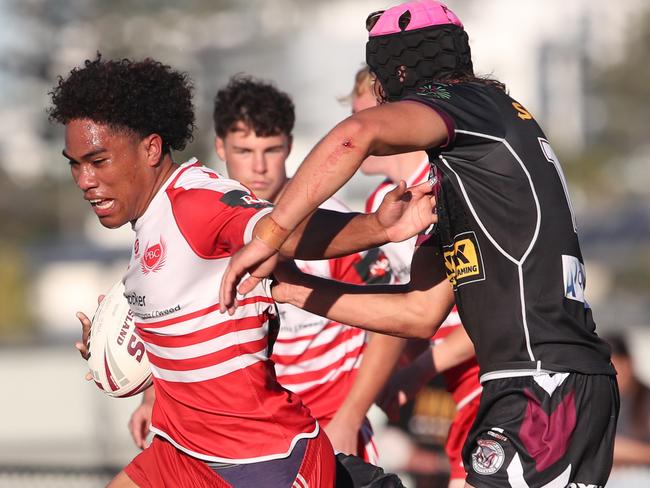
50;55;438;488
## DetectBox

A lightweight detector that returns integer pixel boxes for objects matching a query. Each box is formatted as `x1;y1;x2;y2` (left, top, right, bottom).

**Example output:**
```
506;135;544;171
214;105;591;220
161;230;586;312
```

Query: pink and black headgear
366;0;473;101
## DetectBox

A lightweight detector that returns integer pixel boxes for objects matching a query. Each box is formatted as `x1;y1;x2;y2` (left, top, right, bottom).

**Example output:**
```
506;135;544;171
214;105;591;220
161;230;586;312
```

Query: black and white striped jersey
405;82;615;382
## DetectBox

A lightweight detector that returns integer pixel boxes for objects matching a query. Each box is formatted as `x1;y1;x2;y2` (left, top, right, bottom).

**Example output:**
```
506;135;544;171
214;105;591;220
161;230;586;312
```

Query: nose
252;151;267;174
73;163;98;192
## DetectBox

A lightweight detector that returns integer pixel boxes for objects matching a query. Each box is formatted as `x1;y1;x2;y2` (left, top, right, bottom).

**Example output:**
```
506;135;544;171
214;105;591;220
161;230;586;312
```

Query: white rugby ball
87;281;152;398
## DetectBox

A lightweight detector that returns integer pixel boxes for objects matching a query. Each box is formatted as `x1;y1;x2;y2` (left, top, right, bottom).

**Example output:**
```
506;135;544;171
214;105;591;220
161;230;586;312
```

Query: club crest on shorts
140;237;167;275
471;439;505;475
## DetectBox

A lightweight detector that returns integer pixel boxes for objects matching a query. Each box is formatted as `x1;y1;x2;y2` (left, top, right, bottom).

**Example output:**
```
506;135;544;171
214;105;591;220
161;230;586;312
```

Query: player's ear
215;136;226;161
142;133;164;167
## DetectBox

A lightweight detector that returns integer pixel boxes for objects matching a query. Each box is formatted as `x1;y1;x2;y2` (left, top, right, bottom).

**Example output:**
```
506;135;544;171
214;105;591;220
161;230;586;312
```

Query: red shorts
124;433;336;487
446;394;481;480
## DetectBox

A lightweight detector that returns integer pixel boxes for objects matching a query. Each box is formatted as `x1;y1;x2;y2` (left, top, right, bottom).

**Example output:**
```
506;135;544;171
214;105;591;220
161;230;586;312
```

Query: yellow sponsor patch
443;231;485;288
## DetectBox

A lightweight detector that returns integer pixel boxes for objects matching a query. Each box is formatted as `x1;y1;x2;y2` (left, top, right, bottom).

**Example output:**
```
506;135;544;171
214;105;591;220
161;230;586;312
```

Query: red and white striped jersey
365;158;482;410
272;196;392;425
124;159;317;463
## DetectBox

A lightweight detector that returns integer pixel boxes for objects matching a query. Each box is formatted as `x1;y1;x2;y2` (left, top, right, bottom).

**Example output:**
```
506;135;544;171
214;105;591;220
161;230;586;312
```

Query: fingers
410;179;436;195
75;311;91;359
385;180;407;202
129;417;144;449
219;265;239;314
238;275;262;299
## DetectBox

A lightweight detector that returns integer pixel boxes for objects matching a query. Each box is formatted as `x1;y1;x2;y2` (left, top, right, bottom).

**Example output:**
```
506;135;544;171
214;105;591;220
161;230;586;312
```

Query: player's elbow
332;116;375;157
394;308;441;339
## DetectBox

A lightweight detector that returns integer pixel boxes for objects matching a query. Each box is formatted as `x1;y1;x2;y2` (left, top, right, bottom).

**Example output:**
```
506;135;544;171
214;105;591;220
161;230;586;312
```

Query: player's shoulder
170;159;248;195
167;160;272;226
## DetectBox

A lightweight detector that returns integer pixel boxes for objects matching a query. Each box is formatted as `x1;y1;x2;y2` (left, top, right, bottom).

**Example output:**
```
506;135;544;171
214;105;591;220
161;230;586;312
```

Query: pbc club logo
443;231;485;288
140;237;167;275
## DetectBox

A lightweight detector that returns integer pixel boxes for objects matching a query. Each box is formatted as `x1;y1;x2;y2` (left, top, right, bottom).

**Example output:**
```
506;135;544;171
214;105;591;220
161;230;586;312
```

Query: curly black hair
213;75;294;138
48;54;195;153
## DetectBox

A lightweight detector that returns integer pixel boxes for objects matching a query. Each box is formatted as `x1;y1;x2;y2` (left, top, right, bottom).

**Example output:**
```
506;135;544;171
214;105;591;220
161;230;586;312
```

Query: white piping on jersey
455;385;483;411
150;422;319;464
145;323;267;360
480;368;569;384
150;346;268;382
440;129;543;363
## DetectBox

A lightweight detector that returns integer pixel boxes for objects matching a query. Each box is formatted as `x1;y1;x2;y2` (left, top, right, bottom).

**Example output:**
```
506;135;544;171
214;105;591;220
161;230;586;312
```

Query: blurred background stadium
0;0;648;486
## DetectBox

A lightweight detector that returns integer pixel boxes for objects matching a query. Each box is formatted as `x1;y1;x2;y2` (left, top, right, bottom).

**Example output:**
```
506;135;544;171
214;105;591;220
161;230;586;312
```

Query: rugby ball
87;281;152;398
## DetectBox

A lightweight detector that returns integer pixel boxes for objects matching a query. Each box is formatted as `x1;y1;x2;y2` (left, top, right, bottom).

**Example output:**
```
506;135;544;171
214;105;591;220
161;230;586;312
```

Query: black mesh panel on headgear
366;24;473;101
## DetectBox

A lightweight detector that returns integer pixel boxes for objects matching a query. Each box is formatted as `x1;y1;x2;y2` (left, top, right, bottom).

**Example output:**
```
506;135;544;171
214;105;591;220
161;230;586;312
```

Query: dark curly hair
48;54;195;154
213;75;294;138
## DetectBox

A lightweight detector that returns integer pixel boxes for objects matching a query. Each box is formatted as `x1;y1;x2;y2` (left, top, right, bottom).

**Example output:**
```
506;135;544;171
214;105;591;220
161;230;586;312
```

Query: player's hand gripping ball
87;281;152;398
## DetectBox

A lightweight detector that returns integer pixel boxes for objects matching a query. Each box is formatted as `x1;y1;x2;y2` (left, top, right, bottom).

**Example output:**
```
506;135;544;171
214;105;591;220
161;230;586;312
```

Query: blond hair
339;64;374;104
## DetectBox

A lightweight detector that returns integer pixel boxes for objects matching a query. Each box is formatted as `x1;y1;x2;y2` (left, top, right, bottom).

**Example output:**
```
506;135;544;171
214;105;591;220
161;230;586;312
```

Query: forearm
281;276;444;339
333;333;406;428
281;210;388;260
430;325;475;372
272;119;371;232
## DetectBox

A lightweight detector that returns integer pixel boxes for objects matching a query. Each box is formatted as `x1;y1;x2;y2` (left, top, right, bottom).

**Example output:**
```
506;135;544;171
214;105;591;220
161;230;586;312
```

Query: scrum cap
366;1;473;101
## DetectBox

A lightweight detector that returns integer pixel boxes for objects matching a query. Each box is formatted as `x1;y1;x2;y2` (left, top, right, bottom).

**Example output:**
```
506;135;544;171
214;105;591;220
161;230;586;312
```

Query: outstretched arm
272;245;454;340
219;101;448;312
272;101;448;233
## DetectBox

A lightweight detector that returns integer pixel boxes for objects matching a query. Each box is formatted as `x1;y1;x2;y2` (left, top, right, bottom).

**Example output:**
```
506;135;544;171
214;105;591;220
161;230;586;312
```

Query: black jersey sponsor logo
220;190;272;209
443;231;485;288
471;439;505;475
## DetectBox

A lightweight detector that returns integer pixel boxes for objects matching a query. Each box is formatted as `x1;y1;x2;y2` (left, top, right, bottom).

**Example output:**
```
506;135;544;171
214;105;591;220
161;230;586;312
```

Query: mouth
88;198;115;216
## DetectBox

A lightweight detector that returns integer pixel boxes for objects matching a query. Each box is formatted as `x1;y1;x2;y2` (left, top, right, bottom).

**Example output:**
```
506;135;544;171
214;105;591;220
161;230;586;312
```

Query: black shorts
462;373;619;488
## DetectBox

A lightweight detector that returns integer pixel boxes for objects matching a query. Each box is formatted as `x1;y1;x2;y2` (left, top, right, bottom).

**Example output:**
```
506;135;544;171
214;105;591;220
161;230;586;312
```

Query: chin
98;216;128;229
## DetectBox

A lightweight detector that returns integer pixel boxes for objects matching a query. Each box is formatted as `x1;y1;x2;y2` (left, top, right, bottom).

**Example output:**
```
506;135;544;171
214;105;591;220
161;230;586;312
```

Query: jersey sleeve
403;82;507;145
169;187;273;259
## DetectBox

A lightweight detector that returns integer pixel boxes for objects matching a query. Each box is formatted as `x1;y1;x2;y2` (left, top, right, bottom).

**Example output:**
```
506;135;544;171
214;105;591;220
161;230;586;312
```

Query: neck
132;154;178;224
152;154;178;196
384;151;427;184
